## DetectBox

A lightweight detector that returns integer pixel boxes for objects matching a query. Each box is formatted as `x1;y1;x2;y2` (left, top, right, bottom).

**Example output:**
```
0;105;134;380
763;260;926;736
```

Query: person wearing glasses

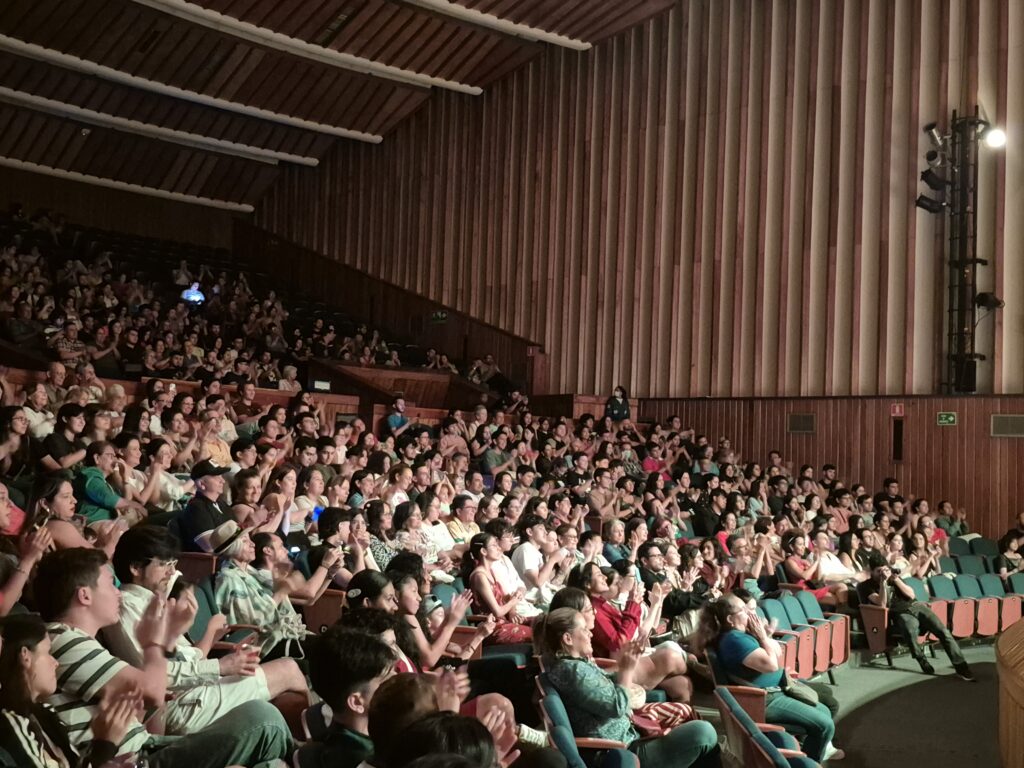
103;526;307;735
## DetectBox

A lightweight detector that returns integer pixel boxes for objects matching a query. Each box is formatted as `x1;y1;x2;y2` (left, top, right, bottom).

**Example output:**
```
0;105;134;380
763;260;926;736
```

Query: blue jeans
629;720;721;767
764;691;835;762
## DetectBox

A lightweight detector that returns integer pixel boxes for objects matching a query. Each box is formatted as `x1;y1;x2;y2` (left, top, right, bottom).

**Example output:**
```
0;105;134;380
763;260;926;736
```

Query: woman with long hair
34;475;119;557
0;613;137;768
365;499;398;570
693;595;841;763
535;608;720;768
461;533;533;644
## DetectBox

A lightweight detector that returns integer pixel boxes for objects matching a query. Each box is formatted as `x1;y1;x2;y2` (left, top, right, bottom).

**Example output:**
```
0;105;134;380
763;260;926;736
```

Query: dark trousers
892;604;966;667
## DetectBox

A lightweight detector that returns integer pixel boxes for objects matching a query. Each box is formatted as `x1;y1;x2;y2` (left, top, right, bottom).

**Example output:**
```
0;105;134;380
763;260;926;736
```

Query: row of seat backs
713;687;819;768
757;594;850;679
939;554;1001;576
948;537;998;557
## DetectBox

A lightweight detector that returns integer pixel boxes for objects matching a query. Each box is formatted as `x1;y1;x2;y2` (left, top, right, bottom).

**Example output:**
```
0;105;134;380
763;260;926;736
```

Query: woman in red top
567;563;694;702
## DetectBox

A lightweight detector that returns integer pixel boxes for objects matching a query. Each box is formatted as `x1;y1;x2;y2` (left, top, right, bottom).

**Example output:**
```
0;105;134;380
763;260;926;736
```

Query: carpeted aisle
832;645;997;768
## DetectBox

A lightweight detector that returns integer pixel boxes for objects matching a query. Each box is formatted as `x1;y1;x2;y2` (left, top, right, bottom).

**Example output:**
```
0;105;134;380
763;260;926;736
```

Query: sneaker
917;659;935;675
517;724;549;748
823;743;846;762
954;664;977;682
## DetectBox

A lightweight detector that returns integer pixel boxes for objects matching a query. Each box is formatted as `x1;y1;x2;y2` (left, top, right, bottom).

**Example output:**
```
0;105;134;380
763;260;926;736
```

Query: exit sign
937;412;957;426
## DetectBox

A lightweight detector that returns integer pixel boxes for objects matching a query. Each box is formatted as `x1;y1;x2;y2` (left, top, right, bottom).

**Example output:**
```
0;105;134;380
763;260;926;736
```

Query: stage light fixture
975;292;1005;310
923;121;945;148
915;194;946;214
983;127;1007;148
920;169;948;191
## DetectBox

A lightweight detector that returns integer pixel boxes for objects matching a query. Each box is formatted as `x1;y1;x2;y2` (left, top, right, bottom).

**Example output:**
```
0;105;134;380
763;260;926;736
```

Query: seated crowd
0;352;993;767
0;207;486;388
0;212;995;768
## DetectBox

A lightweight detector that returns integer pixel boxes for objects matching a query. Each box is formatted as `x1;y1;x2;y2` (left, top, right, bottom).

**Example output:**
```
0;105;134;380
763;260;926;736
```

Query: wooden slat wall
256;0;1024;399
235;223;545;388
638;393;1024;539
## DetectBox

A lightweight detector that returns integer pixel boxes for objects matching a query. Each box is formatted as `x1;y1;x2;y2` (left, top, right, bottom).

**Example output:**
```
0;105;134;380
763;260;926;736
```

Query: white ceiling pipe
0;86;322;166
0;156;254;212
399;0;592;50
128;0;482;95
0;35;383;143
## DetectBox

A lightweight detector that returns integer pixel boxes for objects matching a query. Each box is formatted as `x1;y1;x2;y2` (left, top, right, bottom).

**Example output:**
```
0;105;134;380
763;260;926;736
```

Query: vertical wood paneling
255;0;1021;398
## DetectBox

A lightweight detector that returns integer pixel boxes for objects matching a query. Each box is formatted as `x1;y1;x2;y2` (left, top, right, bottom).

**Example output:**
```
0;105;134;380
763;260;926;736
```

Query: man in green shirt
296;626;396;768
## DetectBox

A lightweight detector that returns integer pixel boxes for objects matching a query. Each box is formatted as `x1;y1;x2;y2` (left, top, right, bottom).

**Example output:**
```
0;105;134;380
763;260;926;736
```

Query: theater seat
794;590;850;667
928;576;976;638
979;574;1022;630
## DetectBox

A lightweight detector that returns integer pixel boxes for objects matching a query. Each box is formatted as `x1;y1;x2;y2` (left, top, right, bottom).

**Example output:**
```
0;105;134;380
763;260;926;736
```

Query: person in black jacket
0;613;135;768
637;541;711;622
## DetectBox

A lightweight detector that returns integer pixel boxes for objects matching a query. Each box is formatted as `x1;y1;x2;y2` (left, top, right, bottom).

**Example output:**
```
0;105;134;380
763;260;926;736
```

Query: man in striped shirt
34;548;293;767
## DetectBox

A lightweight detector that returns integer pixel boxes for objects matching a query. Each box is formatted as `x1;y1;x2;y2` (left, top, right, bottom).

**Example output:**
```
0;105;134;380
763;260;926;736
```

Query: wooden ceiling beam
125;0;482;94
0;34;384;142
0;85;320;166
395;0;592;50
0;155;254;211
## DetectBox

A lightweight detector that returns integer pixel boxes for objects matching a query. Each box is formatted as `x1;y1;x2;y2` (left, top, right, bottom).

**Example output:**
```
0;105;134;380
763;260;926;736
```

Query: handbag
780;670;819;706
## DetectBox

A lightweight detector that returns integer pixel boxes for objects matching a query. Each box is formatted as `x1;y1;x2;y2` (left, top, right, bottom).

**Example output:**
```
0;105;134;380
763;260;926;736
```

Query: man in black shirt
872;478;905;514
178;459;231;552
638;541;708;620
857;564;974;680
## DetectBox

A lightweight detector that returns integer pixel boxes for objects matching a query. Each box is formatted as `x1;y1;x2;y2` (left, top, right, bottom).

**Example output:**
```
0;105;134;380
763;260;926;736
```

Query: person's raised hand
164;591;198;646
320;546;341;570
19;527;52;566
135;593;169;650
434;666;471;713
480;705;520;768
448;590;474;624
92;687;142;745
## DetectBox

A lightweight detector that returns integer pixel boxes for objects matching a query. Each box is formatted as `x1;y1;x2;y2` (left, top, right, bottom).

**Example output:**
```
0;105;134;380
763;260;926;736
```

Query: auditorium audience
0;208;1008;768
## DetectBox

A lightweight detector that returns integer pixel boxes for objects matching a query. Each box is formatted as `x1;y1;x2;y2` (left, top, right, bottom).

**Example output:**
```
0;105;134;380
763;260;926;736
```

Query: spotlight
975;292;1004;310
983;127;1007;148
920;169;949;191
915;194;945;214
923;121;945;148
926;149;947;168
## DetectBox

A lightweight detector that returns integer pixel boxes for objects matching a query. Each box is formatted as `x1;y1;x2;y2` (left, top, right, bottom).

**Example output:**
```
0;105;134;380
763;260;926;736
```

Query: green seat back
902;576;931;602
760;599;793;631
956;555;987;577
970;538;999;557
928;575;959;600
979;574;1007;597
954;574;983;599
949;538;971;556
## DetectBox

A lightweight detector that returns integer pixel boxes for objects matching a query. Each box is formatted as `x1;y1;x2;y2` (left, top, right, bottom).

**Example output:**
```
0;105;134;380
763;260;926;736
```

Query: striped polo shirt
46;623;151;756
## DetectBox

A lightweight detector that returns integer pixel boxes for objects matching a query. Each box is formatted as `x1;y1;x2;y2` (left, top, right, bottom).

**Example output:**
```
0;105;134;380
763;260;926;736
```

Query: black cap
191;459;231;480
